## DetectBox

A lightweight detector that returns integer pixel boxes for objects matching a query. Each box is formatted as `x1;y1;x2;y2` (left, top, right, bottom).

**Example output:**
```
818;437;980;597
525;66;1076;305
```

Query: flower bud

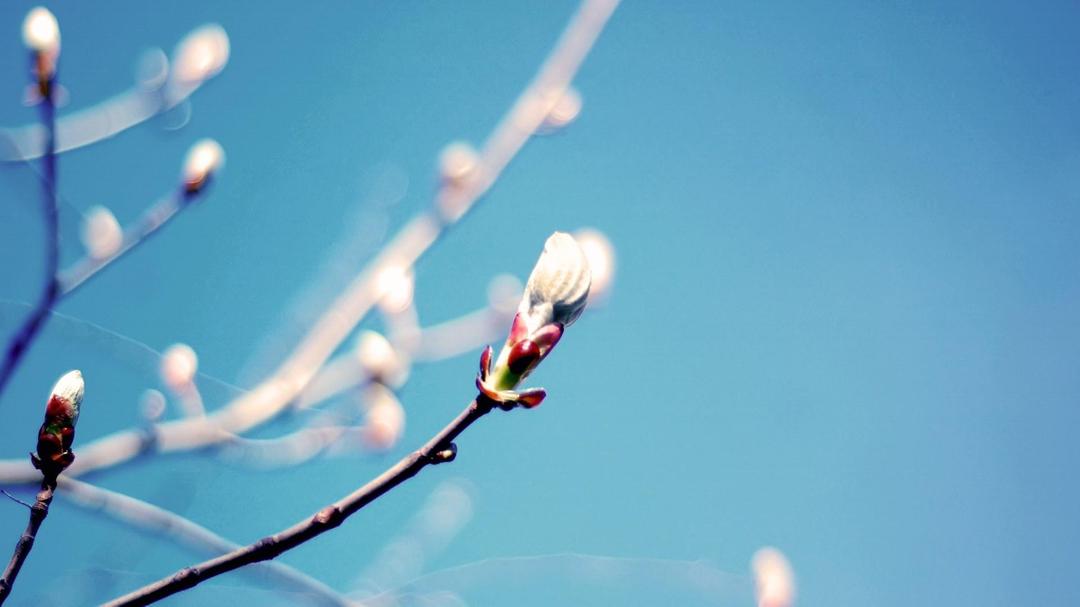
478;232;591;405
34;370;83;476
22;7;60;56
356;330;409;388
182;138;225;195
362;383;405;451
81;205;123;260
752;547;796;607
160;343;198;390
171;24;229;85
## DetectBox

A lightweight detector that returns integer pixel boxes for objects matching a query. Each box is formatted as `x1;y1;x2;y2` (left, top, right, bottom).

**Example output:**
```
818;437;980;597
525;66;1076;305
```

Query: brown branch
0;474;56;605
103;394;496;607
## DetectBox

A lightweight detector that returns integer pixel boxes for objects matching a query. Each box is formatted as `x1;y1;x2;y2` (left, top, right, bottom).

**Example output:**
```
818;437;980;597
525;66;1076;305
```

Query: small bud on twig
32;370;83;478
22;7;60;98
752;547;796;607
171;24;229;86
81;206;123;260
356;331;409;388
477;232;591;407
160;343;198;391
181;138;225;195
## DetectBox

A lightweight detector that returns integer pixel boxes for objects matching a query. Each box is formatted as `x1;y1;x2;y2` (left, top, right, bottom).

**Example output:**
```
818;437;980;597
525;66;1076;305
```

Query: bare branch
103;395;497;607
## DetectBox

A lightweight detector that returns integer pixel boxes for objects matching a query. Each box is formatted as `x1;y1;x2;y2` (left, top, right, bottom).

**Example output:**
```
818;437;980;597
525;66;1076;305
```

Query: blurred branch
0;75;60;403
0;0;618;483
103;394;496;607
57;477;356;607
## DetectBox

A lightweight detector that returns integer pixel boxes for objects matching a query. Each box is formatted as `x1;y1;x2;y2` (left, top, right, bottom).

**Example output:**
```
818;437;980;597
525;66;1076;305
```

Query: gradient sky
1;2;1078;606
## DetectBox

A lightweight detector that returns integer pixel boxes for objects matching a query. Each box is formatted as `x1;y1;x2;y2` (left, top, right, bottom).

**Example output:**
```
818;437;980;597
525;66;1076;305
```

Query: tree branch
103;394;495;607
57;477;356;607
0;91;59;402
0;475;56;605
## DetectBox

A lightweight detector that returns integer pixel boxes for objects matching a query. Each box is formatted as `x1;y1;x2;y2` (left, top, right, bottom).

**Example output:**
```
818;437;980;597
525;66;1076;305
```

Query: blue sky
1;2;1079;606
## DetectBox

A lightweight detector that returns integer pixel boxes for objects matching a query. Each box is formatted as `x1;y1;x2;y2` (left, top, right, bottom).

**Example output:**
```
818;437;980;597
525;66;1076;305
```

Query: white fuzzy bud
362;384;405;451
49;369;84;425
182;138;225;192
542;87;583;131
160;343;198;390
752;547;796;607
356;331;408;388
22;7;60;55
438;141;479;187
81;206;123;260
518;232;591;335
172;24;229;85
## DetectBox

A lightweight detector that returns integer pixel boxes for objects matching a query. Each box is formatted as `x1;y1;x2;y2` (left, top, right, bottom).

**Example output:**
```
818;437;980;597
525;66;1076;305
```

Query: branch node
430;443;457;465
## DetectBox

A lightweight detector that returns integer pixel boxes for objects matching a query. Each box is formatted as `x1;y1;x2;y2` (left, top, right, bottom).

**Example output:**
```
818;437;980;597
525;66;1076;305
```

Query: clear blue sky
1;1;1078;606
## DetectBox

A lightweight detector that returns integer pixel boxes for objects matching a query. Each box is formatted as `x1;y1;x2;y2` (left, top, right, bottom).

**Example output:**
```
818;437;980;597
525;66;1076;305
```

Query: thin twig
0;81;60;402
57;477;356;607
103;395;496;607
58;191;190;296
0;475;56;605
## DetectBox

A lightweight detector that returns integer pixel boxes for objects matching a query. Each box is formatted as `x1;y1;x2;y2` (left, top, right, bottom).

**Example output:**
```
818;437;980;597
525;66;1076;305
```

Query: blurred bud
362;383;405;451
572;228;615;305
171;24;229;85
486;274;523;317
752;547;796;607
356;330;409;388
160;343;198;390
478;232;591;405
80;205;123;260
438;141;480;187
135;47;170;91
541;87;582;131
22;7;60;56
33;370;83;476
139;389;167;423
182;138;225;195
376;264;415;314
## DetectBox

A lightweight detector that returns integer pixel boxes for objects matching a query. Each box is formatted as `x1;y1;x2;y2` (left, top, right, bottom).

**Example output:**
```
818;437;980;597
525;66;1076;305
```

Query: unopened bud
171;24;229;85
356;331;408;388
182;138;225;194
375;264;415;314
362;384;405;451
34;370;83;476
438;141;479;187
752;547;796;607
479;232;591;400
22;7;60;56
160;343;198;390
541;87;582;131
81;206;123;260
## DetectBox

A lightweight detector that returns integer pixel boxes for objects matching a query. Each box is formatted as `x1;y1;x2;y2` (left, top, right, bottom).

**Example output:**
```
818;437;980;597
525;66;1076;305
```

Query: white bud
49;369;84;425
375;264;414;314
81;206;123;260
172;24;229;85
542;87;583;131
518;231;591;335
438;141;479;187
139;389;167;423
182;138;225;190
572;228;615;305
362;384;405;451
22;7;60;55
356;331;408;387
160;343;198;390
752;547;796;607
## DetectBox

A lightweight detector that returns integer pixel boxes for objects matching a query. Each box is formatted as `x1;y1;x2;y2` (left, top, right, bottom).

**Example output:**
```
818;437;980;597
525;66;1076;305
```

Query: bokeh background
1;1;1079;605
